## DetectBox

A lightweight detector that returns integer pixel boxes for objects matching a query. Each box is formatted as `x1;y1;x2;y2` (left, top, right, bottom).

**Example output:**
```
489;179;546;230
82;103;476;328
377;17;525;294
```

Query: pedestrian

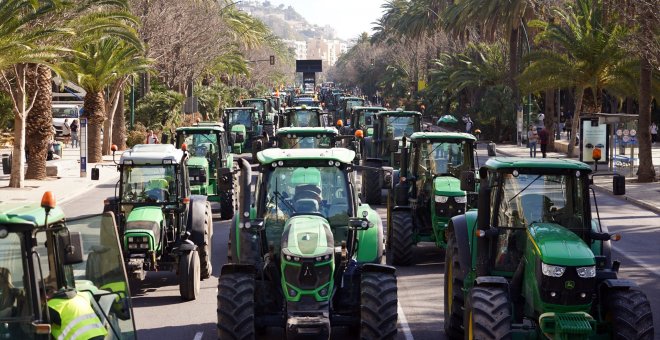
539;127;549;158
145;130;158;144
527;125;538;158
537;112;545;133
62;119;71;147
565;117;573;141
70;119;79;148
463;114;473;133
651;122;658;145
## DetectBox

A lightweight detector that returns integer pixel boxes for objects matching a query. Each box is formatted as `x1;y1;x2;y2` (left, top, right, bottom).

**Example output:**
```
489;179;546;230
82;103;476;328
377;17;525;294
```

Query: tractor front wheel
389;211;414;266
217;273;255;339
466;286;512;340
444;231;466;339
607;289;654;339
199;202;213;279
362;162;382;204
220;162;239;220
360;271;398;340
179;250;201;301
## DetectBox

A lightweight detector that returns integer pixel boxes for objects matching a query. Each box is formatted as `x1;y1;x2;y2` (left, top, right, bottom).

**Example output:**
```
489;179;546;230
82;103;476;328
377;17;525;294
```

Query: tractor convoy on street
5;87;652;340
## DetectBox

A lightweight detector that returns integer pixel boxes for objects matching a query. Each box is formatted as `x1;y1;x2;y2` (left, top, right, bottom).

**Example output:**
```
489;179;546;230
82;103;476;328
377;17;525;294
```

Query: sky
266;0;387;41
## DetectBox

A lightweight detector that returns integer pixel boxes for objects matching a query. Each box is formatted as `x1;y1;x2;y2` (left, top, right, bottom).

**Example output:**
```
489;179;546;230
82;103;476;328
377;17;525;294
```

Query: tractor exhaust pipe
239;158;252;220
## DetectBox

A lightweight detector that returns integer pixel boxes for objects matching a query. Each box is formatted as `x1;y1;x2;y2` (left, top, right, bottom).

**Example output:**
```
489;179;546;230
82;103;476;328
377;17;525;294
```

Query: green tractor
99;144;213;300
387;132;477;265
217;149;398;339
243;98;279;140
347;106;386;137
360;110;422;204
175;122;238;220
280;105;327;128
445;158;654;339
0;193;136;339
223;107;262;155
335;96;365;125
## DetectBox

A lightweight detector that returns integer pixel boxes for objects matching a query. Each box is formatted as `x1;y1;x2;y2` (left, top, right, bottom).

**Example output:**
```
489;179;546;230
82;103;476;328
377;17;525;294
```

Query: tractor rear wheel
360;271;398;340
179;250;201;301
444;231;466;339
466;286;512;340
362;163;382;204
389;211;414;266
607;289;654;339
199;202;213;280
217;273;255;340
220;162;239;220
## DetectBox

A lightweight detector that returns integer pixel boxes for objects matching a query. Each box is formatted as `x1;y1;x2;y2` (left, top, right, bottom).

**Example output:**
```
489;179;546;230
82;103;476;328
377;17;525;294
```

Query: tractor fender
475;276;509;288
360;263;396;275
187;195;209;247
356;206;384;263
220;263;256;276
178;239;197;253
599;279;636;290
448;215;473;279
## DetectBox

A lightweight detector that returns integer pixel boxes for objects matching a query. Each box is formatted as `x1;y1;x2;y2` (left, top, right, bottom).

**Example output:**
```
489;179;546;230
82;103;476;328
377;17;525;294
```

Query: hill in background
239;1;338;41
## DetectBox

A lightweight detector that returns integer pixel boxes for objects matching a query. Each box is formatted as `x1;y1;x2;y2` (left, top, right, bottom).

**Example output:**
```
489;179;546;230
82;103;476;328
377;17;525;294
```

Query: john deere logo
565;281;575;290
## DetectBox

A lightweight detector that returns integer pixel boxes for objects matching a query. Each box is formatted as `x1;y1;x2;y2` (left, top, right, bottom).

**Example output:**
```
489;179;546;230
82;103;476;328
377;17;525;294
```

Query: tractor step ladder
539;312;595;339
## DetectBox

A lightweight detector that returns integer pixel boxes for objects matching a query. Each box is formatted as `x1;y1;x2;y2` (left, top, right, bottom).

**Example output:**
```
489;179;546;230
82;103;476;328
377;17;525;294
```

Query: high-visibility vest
48;293;107;340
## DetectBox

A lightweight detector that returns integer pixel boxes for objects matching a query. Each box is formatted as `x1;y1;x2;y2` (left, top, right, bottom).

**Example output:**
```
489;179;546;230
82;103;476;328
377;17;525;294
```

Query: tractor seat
294;199;319;213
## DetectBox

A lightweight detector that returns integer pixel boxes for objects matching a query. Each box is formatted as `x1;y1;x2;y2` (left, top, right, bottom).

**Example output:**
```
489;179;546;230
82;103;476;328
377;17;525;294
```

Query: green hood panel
0;202;66;226
528;223;595;266
187;156;209;168
433;176;465;196
282;215;334;257
231;125;247;134
127;206;164;224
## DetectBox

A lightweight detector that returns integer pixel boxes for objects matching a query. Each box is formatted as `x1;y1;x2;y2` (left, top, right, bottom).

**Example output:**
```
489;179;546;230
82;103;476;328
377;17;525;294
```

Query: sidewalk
0;144;120;206
493;140;660;215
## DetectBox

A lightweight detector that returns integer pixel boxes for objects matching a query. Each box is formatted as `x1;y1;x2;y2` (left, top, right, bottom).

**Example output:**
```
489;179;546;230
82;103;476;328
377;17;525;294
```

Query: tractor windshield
121;165;177;203
289;110;320;127
0;232;34;324
180;133;218;159
357;110;376;127
496;173;586;230
262;166;351;247
279;135;332;149
385;116;417;138
345;99;364;112
418;141;468;175
227;110;253;128
246;101;265;113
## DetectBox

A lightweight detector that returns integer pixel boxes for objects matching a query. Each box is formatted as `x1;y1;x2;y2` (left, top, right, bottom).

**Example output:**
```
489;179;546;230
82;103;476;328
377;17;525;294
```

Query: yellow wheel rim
447;259;453;313
468;311;473;340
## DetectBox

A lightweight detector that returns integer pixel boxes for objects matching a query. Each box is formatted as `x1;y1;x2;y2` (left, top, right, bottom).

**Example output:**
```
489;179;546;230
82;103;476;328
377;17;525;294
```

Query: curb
495;146;660;215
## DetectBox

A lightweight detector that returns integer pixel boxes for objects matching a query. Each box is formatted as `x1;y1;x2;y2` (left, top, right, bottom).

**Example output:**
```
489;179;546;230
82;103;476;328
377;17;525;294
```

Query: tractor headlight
541;263;566;277
128;244;137;249
454;196;468;204
435;195;449;203
576;266;596;278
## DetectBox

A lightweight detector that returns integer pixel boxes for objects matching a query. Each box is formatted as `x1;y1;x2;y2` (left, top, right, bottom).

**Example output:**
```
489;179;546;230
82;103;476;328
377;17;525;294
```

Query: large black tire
179;250;201;301
444;231;466;339
607;289;654;339
220;163;239;220
360;271;398;340
389;211;414;266
217;273;255;340
466;286;512;340
227;218;237;263
362;164;383;205
199;202;213;279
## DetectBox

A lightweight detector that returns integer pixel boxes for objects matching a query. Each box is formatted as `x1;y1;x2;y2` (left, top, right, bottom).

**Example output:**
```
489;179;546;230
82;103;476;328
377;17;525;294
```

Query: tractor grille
536;261;595;305
435;198;466;217
284;260;332;291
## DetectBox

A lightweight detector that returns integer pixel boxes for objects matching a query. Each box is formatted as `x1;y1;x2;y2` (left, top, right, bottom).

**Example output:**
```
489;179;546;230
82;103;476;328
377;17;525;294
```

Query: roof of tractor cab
376;110;422;117
120;144;184;165
0;201;66;226
411;132;477;142
224;107;256;111
276;127;339;135
243;98;267;102
176;124;225;133
342;97;364;101
257;148;355;165
485;157;592;171
286;106;322;112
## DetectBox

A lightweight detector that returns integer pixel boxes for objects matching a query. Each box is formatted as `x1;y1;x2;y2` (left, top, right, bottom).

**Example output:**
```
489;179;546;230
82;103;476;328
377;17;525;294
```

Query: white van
52;103;82;137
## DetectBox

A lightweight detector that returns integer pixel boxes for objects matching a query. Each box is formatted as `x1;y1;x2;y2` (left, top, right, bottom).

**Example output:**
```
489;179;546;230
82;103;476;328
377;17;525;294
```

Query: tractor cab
348;106;385;136
274;127;339;149
443;158;652;339
223;107;261;154
281;106;326;128
336;96;365;124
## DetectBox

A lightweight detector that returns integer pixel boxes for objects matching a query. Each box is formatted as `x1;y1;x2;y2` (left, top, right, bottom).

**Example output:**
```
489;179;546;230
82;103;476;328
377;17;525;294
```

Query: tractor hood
282;215;334;257
527;223;595;266
127;206;164;225
231;125;247;135
187;156;208;168
433;176;465;197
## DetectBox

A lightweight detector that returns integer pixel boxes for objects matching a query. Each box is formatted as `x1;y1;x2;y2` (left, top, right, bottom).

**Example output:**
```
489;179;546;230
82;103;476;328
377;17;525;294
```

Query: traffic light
269;55;275;65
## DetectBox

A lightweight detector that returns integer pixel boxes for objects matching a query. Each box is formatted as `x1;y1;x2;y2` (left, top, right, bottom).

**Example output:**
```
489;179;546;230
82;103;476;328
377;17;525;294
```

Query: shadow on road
138;322;216;340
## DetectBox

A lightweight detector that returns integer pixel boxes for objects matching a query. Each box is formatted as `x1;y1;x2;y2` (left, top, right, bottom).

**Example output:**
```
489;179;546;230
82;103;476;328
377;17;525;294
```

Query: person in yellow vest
47;288;107;340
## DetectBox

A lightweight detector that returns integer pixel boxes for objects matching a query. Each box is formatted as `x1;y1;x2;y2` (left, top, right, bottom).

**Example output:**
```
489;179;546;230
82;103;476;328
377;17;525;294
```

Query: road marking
398;301;414;340
192;331;203;340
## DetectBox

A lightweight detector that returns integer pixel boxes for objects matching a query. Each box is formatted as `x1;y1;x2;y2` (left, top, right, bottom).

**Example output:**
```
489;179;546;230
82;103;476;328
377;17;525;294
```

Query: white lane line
398;301;414;340
193;331;203;340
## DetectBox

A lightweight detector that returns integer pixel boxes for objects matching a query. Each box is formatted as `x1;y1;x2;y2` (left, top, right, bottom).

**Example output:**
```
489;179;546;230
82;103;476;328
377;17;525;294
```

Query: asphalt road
60;150;660;339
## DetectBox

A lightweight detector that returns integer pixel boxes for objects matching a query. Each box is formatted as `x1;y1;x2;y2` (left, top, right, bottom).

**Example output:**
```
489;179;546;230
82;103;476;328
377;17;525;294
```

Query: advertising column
79;117;87;177
580;117;609;164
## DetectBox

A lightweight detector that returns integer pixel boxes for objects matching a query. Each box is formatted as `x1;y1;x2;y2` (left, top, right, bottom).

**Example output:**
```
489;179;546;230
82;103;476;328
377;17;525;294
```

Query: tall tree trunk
545;88;556;151
509;27;519;104
102;80;124;155
567;87;584;158
83;91;106;163
113;91;127;150
25;65;52;180
637;57;655;182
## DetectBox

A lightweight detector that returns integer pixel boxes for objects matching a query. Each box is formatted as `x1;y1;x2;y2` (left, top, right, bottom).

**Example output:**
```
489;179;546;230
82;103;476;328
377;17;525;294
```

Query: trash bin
2;154;10;174
487;142;497;156
52;142;62;157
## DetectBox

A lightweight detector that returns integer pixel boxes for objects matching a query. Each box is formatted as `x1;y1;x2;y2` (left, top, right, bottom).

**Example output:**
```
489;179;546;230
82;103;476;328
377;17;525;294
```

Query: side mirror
59;231;84;265
460;171;476;192
349;217;371;230
613;174;625;195
91;167;99;180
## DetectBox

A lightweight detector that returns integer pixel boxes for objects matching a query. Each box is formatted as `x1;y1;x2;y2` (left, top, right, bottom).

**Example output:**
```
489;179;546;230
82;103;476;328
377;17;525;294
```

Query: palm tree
519;0;629;157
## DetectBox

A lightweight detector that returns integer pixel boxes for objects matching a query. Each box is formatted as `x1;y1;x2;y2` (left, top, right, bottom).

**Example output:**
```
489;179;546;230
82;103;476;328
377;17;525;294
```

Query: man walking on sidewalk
527;125;538;157
539;127;549;158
